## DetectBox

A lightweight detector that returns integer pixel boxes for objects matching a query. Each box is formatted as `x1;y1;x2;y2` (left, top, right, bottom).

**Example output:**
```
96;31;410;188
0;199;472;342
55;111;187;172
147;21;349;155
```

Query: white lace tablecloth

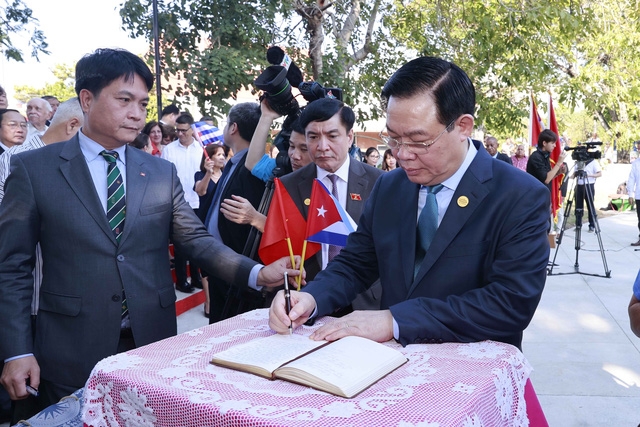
82;309;532;427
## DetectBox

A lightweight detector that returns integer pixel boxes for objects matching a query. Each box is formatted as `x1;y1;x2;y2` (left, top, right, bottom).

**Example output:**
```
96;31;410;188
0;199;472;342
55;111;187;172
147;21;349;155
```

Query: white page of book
212;334;326;374
280;336;404;393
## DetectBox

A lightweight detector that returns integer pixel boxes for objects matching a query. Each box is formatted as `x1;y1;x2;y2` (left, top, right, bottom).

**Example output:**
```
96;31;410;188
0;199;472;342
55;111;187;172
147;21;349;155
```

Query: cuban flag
305;179;357;247
192;121;224;146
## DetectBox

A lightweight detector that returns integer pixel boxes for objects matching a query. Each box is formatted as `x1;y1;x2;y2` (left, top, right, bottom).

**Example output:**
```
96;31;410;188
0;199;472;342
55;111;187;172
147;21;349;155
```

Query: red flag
548;94;563;220
258;178;319;264
529;94;545;147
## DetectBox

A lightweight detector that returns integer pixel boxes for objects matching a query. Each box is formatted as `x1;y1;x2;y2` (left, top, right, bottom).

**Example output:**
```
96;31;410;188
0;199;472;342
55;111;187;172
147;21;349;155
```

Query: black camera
565;141;602;163
254;47;343;176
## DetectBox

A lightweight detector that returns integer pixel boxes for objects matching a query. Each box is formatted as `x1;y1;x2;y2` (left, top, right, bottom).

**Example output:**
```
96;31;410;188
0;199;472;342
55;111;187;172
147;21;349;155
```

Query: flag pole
297;240;309;291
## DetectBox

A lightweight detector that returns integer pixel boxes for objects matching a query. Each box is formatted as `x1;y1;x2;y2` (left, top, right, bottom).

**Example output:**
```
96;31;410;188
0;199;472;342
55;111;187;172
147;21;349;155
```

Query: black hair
0;109;21;125
538;129;558;146
381;56;475;126
290;117;305;135
75;48;153;96
176;113;195;126
129;133;150;150
162;104;180;116
298;98;355;133
228;103;261;142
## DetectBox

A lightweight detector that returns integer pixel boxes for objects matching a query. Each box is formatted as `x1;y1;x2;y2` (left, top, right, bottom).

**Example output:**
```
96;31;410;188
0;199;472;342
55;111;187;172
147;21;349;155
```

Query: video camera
254;46;343;176
564;141;602;163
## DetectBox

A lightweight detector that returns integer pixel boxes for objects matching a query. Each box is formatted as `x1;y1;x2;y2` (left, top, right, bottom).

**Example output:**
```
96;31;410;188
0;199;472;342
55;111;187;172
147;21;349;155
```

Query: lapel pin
140;172;146;177
350;193;362;201
304;198;311;206
457;196;469;207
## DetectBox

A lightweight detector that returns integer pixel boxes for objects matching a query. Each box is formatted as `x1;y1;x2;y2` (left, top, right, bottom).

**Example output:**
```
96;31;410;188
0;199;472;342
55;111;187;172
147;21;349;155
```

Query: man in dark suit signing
0;48;299;422
279;98;383;311
269;56;549;349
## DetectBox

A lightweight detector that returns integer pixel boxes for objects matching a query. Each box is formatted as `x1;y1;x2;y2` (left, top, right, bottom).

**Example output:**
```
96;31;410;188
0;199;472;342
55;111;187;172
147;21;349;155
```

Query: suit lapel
59;136;117;246
408;144;493;296
345;160;367;221
119;147;148;244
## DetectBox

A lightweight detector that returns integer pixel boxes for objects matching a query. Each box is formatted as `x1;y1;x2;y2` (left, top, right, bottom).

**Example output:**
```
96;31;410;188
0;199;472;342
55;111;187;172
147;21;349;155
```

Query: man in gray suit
0;48;299;421
279;98;383;311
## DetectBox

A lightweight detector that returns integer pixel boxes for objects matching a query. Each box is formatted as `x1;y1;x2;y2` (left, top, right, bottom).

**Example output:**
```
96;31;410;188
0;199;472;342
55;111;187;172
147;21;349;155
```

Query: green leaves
0;0;49;62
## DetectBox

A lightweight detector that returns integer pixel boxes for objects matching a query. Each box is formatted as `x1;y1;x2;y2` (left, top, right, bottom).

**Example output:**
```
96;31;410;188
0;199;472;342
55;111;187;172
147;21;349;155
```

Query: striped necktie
100;150;128;320
414;184;444;278
100;151;126;242
327;174;341;262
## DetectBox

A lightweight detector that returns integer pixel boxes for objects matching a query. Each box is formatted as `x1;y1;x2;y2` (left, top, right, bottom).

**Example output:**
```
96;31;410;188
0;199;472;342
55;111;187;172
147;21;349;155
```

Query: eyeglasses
3;121;28;130
379;120;456;154
175;128;191;134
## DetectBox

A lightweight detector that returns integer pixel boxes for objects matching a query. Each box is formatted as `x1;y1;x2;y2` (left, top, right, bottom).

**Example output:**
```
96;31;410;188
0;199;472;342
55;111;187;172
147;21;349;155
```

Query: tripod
548;167;611;277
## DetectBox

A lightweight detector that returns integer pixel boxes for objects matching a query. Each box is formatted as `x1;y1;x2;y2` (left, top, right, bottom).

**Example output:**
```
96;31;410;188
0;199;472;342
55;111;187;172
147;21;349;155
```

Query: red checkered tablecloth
83;309;533;426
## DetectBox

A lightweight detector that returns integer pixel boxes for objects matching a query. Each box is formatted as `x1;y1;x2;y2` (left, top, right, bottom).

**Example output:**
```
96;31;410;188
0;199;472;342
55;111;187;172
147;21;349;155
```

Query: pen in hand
284;271;293;335
26;384;39;397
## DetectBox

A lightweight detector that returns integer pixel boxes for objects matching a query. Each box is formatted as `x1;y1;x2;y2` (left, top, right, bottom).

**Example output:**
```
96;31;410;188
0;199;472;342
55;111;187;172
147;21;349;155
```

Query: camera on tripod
564;141;602;166
253;46;343;176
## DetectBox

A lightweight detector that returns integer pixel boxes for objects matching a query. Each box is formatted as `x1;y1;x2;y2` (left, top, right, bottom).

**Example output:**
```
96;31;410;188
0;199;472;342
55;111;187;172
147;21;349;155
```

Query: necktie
414;184;444;277
327;174;341;262
100;150;128;320
100;151;126;242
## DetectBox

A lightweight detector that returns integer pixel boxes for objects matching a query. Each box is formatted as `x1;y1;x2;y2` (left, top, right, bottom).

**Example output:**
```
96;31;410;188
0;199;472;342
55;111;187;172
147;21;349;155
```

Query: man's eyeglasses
379;120;456;154
3;121;28;130
175;128;191;134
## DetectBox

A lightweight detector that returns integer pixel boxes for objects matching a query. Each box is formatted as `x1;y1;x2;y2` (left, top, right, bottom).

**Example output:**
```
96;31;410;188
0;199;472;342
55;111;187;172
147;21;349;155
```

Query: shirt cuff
248;264;264;291
634;269;640;300
5;353;34;363
393;318;400;340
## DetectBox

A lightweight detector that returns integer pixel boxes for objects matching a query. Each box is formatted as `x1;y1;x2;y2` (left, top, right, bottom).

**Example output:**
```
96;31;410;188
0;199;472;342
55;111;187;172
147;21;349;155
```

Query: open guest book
211;334;407;398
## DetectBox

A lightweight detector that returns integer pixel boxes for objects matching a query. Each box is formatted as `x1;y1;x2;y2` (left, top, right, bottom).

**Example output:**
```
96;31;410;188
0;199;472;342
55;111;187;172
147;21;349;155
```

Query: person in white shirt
161;113;205;292
628;158;640;246
25;98;51;139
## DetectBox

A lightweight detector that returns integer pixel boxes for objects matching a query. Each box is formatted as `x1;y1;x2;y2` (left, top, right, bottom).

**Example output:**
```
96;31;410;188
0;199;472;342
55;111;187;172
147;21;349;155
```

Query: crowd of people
0;48;637;424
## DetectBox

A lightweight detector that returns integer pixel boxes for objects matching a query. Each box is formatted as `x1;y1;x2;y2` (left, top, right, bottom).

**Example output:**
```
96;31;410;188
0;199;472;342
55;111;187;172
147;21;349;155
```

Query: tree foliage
118;0;640;148
0;0;49;62
13;64;75;102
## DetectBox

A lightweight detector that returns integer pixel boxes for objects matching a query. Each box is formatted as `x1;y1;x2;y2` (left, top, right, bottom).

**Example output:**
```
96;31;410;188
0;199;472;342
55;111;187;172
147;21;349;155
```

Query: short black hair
0;109;21;126
227;103;261;142
298;98;355;133
381;56;475;126
538;129;558;146
162;104;180;116
75;48;153;96
290;117;305;135
176;113;194;126
129;133;150;150
42;95;59;101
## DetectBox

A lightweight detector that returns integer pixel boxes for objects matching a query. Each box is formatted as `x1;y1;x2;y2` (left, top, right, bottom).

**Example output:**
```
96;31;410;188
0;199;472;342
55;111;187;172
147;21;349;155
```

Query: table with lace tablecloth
82;309;544;427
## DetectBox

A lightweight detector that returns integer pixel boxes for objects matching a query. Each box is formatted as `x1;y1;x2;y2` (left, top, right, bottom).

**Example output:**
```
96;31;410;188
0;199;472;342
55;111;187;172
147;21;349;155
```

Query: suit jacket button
437;339;443;344
112;294;121;302
117;255;125;262
429;338;437;344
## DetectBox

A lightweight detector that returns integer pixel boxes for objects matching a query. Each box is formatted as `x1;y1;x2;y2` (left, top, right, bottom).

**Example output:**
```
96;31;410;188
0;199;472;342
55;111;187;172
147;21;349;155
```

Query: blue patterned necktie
100;150;128;319
327;174;341;262
414;184;444;277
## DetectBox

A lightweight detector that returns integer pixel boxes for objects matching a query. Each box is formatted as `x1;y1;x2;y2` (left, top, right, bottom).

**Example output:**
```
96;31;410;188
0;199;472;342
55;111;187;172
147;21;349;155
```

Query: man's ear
66;118;81;135
78;89;93;114
457;114;475;139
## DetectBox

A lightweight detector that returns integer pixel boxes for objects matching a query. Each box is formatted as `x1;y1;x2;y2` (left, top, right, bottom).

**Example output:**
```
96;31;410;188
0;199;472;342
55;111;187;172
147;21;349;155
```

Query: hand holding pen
283;272;293;335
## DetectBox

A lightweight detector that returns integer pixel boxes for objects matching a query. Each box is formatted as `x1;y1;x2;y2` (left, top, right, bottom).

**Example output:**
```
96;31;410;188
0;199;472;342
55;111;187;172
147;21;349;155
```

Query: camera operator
573;156;602;233
526;130;567;219
220;100;313;234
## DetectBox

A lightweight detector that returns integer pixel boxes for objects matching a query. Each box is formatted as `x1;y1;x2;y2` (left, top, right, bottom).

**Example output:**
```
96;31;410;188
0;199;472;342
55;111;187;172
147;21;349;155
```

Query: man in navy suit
269;56;549;349
279;98;383;311
0;48;299;422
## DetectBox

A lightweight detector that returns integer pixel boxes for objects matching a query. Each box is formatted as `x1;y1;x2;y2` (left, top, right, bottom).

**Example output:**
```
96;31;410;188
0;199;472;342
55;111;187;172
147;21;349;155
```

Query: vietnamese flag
548;94;563;220
258;178;319;264
305;179;356;247
529;94;546;147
